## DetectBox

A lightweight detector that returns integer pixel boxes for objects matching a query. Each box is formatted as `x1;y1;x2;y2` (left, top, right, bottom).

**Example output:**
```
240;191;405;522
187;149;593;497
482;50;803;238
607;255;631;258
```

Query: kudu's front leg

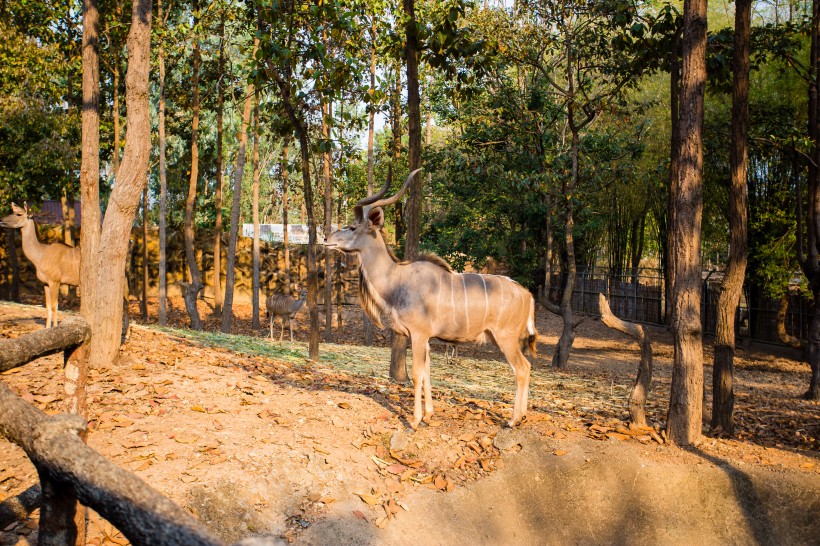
409;336;432;430
45;284;60;328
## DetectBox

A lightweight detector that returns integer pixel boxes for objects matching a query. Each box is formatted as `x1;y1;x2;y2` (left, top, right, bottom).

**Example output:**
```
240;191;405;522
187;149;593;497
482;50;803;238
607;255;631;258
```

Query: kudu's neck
358;233;399;290
19;219;47;263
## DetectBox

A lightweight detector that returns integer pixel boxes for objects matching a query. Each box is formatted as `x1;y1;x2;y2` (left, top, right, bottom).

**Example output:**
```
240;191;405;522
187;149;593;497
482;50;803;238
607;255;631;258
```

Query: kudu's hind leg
497;337;532;427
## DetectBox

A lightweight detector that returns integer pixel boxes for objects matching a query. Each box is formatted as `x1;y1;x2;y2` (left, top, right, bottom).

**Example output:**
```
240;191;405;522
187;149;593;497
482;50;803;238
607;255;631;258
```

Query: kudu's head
0;203;31;229
325;168;421;254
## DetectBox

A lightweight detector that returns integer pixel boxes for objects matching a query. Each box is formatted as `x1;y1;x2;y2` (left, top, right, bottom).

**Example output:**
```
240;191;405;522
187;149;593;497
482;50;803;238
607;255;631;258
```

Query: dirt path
1;300;818;545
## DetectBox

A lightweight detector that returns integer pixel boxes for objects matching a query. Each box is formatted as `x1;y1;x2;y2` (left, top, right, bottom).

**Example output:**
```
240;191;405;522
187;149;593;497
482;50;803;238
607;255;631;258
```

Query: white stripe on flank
480;275;489;326
461;275;469;330
436;275;442;318
496;276;505;328
450;275;456;324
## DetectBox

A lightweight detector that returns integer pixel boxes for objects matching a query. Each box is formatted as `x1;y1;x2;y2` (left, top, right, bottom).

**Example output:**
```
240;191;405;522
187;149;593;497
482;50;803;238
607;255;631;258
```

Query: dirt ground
1;296;819;545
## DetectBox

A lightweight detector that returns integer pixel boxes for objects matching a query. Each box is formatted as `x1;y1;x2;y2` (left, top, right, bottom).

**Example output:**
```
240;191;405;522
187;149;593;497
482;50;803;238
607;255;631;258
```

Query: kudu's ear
368;207;385;230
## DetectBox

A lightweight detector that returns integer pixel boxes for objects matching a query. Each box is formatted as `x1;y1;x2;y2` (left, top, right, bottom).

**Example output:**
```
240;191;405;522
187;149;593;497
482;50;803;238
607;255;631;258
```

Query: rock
390;429;409;451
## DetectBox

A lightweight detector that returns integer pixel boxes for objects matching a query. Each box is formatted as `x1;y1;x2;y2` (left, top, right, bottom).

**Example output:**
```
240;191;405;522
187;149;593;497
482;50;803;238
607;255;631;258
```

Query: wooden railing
0;317;277;546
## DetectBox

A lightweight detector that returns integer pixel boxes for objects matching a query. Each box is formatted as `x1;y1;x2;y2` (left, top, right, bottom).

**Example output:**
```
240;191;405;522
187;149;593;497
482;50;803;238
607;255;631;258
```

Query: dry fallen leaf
352;510;367;521
553;450;568;456
355;492;382;506
191;405;207;413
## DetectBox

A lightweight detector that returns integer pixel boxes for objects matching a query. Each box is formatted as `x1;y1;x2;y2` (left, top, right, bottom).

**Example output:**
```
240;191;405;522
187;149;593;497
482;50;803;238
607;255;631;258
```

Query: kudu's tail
523;295;538;358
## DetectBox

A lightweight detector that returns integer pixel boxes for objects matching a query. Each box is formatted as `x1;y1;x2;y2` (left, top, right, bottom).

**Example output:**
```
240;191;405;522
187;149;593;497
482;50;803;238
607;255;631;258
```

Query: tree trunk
221;65;256;334
667;0;707;446
213;11;225;317
183;1;203;330
6;229;20;301
157;0;168;326
140;185;149;322
712;0;750;435
297;131;320;360
392;9;422;381
80;0;101;327
323;100;334;342
251;91;261;330
112;50;120;179
599;294;653;427
403;0;423;260
553;129;580;369
666;30;682;324
282;139;290;288
363;27;376;346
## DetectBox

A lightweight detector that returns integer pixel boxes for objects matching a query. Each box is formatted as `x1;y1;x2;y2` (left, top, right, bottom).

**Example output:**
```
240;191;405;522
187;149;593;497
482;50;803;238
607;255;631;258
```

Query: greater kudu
326;171;538;428
1;203;130;335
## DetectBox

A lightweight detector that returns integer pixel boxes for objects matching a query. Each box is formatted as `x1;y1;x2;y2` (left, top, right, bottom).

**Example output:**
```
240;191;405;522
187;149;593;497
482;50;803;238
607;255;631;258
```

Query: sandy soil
0;297;818;545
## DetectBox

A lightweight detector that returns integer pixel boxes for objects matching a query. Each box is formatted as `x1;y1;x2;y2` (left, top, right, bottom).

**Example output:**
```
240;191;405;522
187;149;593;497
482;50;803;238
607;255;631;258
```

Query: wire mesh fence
550;266;813;348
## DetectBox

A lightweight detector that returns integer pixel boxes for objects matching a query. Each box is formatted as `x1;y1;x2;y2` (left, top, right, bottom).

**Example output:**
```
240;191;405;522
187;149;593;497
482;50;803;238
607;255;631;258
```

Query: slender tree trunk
140;185;149;322
80;0;101;328
553;129;579;369
392;8;422;382
391;68;405;244
323;101;334;342
183;1;203;329
251;91;261;330
666;30;682;325
112;50;120;179
282;139;290;288
667;0;707;445
213;11;225;316
5;229;20;301
403;0;423;260
363;26;377;346
222;63;256;333
157;0;168;326
297;130;320;360
803;0;820;401
712;0;750;434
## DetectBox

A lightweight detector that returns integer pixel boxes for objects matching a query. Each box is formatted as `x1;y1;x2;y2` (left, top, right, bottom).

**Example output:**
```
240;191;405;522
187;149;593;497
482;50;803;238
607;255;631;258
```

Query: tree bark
221;63;256;333
666;30;682;324
140;185;149;322
667;0;707;446
157;0;168;326
323;100;334;342
6;229;20;301
79;0;101;327
282;139;290;288
112;49;121;179
712;0;750;435
251;91;261;330
599;294;653;427
392;14;420;380
363;25;376;346
213;11;225;317
552;128;579;369
183;0;203;330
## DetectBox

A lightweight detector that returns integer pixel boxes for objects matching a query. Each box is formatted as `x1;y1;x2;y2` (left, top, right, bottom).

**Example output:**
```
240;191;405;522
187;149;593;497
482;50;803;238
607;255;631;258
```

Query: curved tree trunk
599;294;653;427
183;0;203;330
221;61;256;334
712;0;750;435
667;0;707;446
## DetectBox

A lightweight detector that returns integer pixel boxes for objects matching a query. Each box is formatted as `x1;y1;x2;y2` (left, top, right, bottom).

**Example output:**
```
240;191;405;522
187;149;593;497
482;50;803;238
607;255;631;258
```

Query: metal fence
554;266;813;347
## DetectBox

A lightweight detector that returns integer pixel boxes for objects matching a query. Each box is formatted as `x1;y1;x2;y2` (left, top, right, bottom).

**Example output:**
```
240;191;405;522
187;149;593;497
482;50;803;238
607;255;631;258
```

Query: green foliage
0;21;78;210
